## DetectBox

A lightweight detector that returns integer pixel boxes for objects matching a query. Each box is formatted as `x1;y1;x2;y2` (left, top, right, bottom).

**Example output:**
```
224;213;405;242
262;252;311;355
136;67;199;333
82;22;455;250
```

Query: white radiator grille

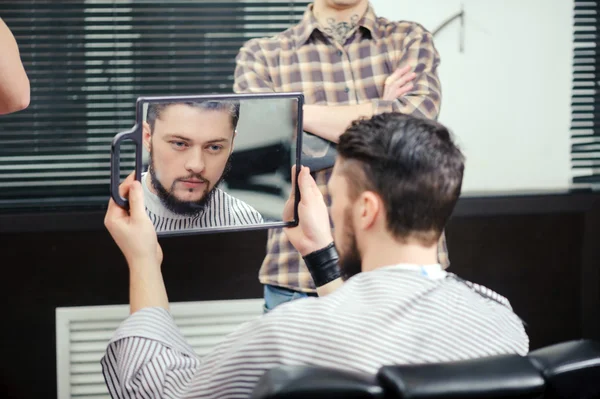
56;298;264;399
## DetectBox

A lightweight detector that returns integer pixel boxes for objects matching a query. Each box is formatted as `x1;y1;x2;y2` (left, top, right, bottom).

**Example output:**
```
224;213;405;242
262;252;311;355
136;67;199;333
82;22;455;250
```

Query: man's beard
338;206;362;280
148;151;232;217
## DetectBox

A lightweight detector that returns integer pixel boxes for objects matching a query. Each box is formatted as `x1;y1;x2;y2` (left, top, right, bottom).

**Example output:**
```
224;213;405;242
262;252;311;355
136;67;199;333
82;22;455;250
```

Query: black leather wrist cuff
303;242;340;287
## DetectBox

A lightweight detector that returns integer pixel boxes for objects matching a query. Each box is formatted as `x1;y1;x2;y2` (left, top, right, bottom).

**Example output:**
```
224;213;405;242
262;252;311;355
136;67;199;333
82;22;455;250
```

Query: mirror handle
110;126;142;210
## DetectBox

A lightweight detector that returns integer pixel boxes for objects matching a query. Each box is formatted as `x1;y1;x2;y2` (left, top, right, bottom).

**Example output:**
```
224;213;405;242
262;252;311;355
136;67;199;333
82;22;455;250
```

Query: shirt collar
378;263;447;280
295;2;381;46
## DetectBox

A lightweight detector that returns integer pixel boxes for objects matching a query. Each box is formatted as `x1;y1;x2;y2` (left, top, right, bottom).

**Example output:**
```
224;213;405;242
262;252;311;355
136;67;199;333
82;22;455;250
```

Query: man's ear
356;191;381;231
142;121;152;153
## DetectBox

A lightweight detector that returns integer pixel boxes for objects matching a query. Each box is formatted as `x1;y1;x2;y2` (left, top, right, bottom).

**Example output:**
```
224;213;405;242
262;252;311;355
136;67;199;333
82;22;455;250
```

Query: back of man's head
337;113;464;246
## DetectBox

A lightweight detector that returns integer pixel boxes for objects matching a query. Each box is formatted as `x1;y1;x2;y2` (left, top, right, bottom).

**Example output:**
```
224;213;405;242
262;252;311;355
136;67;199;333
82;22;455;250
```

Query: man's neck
360;234;440;272
144;171;157;195
312;1;369;44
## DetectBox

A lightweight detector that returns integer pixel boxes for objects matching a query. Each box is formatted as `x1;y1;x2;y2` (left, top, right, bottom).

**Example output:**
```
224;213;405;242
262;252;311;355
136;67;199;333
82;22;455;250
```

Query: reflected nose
185;147;205;174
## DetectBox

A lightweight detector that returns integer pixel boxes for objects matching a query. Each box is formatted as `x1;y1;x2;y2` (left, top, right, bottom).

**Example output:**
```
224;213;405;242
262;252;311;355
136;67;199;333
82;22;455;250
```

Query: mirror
110;93;304;236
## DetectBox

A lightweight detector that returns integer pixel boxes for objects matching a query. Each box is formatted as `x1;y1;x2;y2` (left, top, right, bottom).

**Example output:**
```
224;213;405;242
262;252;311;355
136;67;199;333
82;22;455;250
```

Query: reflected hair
146;100;240;132
337;113;465;246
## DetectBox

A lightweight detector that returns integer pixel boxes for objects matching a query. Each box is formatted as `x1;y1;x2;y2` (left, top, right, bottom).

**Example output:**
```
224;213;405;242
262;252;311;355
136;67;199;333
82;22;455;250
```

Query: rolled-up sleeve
101;307;200;398
372;23;442;120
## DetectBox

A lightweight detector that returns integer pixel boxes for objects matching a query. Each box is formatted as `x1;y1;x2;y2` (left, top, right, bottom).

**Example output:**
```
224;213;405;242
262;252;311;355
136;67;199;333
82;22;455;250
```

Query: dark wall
446;213;584;346
1;193;599;398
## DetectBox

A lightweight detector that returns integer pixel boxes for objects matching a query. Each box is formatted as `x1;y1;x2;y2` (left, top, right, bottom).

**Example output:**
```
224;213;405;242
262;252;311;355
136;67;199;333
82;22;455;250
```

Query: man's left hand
383;65;416;101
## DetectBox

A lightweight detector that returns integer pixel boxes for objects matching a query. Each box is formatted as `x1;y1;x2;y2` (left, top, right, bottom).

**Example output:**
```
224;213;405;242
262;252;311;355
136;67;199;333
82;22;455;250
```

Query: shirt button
337;50;343;56
344;87;350;93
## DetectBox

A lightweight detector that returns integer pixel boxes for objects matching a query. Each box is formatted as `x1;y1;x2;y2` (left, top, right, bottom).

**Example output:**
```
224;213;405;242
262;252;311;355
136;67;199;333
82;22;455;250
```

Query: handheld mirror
110;92;304;236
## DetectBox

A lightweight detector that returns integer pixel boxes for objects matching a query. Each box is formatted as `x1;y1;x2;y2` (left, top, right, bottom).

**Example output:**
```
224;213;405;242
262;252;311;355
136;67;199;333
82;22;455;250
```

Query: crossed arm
233;24;441;143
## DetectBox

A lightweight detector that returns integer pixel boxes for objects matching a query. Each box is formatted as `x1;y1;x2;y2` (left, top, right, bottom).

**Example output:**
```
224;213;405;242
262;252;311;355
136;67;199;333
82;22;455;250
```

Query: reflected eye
170;141;188;150
207;144;224;153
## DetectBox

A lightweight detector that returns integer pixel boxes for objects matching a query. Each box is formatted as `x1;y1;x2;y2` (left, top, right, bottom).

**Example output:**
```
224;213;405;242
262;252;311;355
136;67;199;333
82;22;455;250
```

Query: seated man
142;100;264;232
102;113;529;398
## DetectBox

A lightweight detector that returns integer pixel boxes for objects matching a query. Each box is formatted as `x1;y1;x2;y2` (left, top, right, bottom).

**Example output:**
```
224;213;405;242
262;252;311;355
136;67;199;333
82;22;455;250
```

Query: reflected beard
338;206;362;280
149;152;232;217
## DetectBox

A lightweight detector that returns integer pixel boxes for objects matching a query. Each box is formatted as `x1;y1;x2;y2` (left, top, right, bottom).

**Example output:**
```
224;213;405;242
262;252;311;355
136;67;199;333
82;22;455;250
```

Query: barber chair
251;340;600;399
249;365;384;399
377;354;544;399
528;339;600;398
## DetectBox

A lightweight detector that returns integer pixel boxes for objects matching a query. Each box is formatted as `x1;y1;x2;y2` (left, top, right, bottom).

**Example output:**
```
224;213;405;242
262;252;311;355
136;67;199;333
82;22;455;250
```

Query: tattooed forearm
323;14;360;44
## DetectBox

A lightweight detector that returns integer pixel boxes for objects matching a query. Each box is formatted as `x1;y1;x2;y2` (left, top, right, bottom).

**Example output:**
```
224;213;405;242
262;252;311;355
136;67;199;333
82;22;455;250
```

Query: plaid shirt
233;3;448;293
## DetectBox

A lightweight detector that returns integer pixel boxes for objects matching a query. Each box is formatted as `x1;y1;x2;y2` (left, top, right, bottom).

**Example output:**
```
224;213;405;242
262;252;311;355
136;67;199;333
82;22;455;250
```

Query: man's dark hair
337;113;465;246
146;100;240;132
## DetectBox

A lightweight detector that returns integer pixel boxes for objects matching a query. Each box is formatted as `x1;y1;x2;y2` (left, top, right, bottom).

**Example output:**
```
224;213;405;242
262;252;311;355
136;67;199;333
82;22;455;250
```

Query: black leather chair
250;340;600;399
528;339;600;399
250;365;384;399
377;355;545;399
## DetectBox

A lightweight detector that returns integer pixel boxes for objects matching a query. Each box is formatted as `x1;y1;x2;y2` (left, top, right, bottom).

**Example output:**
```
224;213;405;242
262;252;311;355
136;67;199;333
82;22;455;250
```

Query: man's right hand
104;172;163;269
283;165;334;257
383;65;417;101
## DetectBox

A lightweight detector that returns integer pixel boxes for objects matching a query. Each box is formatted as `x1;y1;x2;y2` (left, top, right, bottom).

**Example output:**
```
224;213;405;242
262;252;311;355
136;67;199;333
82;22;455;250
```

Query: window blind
572;1;600;189
0;1;309;213
56;299;264;399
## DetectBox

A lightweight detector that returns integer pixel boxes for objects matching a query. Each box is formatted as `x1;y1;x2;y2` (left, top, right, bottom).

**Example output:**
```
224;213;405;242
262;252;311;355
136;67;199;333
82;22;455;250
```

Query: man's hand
104;172;163;269
383;65;416;101
283;165;334;256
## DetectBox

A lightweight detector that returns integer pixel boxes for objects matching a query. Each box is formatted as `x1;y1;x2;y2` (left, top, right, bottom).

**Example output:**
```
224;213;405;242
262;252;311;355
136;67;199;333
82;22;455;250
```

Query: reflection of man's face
143;104;236;216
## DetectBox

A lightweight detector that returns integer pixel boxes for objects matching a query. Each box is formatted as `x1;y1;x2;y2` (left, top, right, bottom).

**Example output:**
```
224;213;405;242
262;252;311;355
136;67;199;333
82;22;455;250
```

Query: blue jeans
263;284;317;313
